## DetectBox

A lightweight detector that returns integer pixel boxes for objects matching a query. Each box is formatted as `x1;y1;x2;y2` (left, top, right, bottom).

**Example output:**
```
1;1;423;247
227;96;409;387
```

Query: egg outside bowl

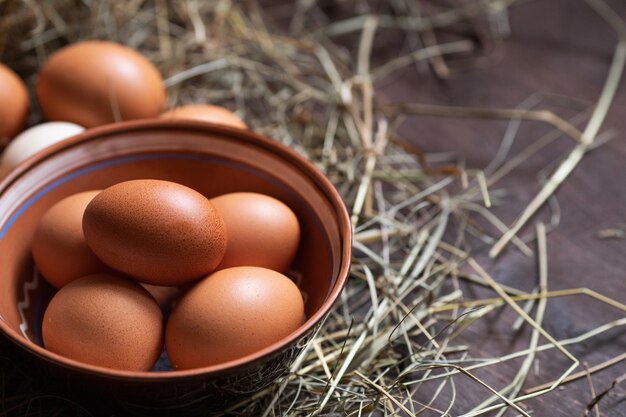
0;120;351;414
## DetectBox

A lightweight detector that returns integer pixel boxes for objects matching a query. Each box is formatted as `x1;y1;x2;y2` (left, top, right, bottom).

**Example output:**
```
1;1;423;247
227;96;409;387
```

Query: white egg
0;122;84;177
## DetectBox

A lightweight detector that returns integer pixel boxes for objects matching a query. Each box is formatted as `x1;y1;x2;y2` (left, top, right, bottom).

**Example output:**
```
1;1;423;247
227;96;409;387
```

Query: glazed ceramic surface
0;120;351;413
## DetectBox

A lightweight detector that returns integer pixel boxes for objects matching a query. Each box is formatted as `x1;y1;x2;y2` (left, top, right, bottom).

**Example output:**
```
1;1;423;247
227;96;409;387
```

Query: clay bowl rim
0;119;352;381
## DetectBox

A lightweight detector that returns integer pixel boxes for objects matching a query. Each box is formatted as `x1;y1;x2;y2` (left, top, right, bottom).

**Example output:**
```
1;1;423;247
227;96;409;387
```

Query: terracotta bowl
0;120;351;414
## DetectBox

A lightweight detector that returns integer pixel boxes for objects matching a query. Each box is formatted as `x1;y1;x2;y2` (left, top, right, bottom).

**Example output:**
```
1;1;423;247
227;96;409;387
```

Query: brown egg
42;273;163;371
0;64;29;142
166;266;304;369
36;41;165;127
83;179;227;286
210;192;300;273
140;283;181;309
32;190;109;288
160;104;247;129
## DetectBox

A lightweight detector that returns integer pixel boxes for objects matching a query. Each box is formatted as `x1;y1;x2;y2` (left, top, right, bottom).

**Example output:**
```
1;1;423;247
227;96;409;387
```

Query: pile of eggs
1;41;306;372
0;41;246;177
36;180;304;371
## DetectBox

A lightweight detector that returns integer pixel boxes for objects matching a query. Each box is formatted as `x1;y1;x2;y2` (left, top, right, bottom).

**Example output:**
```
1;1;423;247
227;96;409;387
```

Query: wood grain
377;0;626;415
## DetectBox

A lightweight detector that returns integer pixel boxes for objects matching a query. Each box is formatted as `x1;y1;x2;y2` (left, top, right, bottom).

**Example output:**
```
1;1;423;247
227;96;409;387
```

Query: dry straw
0;0;624;416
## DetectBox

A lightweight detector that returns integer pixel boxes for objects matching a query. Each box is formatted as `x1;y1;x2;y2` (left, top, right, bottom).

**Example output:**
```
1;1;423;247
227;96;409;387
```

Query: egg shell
32;190;109;288
140;283;181;309
160;104;247;129
210;192;300;273
83;179;227;286
0;64;29;141
36;41;165;127
0;122;84;178
42;273;163;371
165;266;304;369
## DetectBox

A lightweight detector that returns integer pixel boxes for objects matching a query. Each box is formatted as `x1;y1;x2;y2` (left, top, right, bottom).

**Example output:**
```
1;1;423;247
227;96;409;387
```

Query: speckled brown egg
160;104;247;129
165;266;304;369
210;192;300;273
0;64;29;142
42;273;163;371
32;190;110;288
83;179;227;286
36;41;165;127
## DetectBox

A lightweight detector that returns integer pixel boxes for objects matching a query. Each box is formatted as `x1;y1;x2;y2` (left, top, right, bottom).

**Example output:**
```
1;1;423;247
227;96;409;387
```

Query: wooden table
382;0;626;415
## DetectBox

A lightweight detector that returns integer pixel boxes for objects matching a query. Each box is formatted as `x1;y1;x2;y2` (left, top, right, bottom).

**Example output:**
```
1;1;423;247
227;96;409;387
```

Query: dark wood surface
381;0;626;415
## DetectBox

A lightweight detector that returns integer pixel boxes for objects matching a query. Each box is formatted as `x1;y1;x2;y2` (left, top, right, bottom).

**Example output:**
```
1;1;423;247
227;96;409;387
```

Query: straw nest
1;1;625;416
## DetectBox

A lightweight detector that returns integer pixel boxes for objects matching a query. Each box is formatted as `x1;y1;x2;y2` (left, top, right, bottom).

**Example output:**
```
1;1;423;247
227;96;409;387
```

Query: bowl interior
0;121;348;377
